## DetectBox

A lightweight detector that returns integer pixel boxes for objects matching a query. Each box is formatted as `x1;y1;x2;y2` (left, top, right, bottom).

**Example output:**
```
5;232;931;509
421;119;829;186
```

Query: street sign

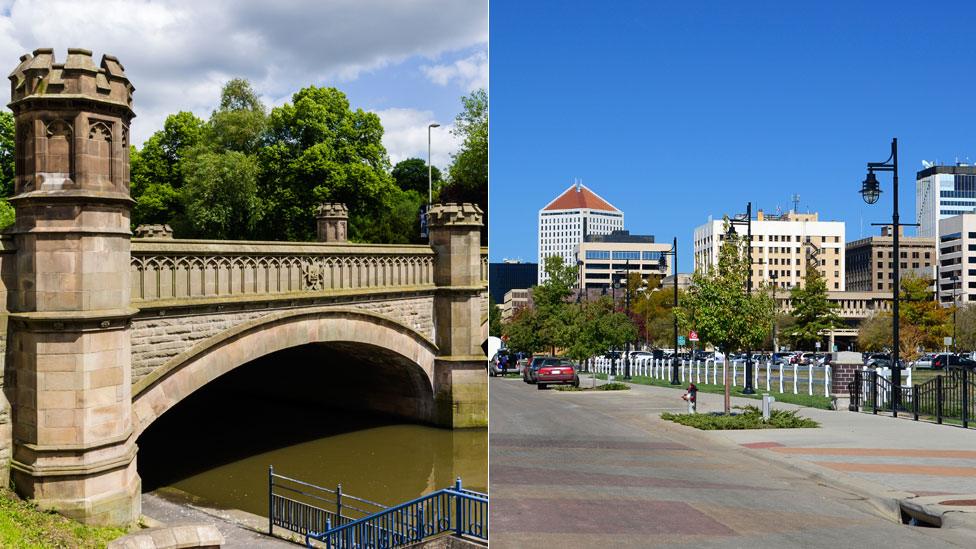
689;330;699;342
815;341;821;349
677;336;687;346
945;336;953;346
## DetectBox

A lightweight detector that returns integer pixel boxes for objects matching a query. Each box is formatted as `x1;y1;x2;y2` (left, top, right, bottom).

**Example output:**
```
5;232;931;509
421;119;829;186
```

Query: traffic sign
815;341;821;349
677;336;687;346
689;330;699;342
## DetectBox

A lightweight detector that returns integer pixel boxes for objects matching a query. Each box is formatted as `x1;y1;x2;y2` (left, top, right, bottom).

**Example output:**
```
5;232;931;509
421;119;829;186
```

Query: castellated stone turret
7;48;134;195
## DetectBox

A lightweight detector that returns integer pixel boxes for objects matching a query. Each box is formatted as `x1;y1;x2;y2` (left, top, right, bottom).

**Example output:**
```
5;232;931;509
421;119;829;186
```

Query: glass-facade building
916;165;976;238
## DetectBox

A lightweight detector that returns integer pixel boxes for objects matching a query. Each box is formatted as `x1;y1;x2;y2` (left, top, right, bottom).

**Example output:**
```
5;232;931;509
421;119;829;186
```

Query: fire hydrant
681;383;697;413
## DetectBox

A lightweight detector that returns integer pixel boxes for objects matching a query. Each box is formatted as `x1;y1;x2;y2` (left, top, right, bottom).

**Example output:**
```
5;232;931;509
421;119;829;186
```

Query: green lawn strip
662;406;820;430
593;373;833;409
554;382;628;392
0;488;127;548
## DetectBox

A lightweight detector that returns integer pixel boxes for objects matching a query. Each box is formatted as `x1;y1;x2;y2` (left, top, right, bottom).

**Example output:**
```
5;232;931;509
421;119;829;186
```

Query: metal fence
269;466;387;538
852;367;974;428
305;478;488;548
590;357;833;397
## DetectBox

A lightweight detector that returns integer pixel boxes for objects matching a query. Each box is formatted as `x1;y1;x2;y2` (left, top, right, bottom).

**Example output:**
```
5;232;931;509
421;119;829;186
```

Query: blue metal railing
305;478;488;548
269;466;388;537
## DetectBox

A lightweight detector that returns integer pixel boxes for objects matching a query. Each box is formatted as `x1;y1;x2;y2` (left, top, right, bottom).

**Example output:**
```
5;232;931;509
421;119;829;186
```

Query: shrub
661;405;819;430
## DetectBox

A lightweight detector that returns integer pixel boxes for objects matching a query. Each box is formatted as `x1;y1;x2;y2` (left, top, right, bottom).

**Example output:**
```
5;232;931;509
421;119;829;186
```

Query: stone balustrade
130;239;437;305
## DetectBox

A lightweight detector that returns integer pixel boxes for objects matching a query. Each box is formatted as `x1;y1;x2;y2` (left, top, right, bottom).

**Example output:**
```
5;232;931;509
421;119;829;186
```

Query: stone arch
131;307;439;438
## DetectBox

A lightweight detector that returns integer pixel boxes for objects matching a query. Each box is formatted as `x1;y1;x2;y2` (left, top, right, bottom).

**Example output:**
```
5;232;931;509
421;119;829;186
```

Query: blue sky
489;0;976;271
0;1;488;169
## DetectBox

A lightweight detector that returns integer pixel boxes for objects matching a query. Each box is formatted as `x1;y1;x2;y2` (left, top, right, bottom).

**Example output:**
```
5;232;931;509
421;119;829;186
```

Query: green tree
560;297;636;368
956;304;976;351
0;110;14;198
899;273;950;357
532;256;577;308
130;111;206;226
502;307;545;354
392;157;442;196
787;261;841;349
209;78;267;154
257;85;396;242
442;89;487;244
488;295;502;337
180;150;262;239
677;222;773;411
857;313;890;352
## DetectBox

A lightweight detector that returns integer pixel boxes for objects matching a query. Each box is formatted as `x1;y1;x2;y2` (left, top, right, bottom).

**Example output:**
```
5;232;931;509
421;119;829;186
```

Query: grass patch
595;382;630;391
554;385;584;391
0;487;127;548
662;405;819;430
593;374;833;409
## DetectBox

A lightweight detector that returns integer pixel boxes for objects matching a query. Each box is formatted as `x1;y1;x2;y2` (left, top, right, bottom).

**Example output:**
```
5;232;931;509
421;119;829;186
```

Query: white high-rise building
693;210;846;290
538;182;623;284
916;165;976;238
938;213;976;307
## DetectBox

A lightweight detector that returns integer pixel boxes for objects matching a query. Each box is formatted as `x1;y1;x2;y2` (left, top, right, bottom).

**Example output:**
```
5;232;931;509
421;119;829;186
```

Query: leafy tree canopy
392;157;442;196
787;260;841;349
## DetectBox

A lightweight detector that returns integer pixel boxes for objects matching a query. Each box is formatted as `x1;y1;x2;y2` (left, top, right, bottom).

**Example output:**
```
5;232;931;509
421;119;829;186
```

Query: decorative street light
770;270;779;353
427;123;440;206
658;237;679;385
860;138;904;416
727;202;755;394
952;274;960;354
577;258;584;303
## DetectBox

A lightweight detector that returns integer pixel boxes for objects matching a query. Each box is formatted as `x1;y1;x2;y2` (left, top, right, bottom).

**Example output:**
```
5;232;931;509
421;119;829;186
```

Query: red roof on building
542;183;619;212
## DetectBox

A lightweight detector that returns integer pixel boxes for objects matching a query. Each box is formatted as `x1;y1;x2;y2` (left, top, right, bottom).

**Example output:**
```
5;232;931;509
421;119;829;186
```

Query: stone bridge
0;48;488;526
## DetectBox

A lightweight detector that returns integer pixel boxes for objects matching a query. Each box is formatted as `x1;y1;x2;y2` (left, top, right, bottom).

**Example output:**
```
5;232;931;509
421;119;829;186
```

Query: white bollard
766;360;771;391
722;359;727;387
824;365;831;397
696;359;701;384
779;362;784;393
732;361;738;387
808;363;813;396
792;364;798;395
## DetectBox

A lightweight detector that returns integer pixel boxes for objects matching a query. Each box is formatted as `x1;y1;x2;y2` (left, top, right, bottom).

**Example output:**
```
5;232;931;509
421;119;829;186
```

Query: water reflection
137;344;487;517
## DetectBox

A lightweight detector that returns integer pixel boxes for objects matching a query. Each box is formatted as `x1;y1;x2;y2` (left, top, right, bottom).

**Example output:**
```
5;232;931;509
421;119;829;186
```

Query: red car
536;359;580;390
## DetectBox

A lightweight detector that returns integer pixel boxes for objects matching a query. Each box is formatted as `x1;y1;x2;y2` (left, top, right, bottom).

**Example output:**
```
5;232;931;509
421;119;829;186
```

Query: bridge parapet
130;239;435;306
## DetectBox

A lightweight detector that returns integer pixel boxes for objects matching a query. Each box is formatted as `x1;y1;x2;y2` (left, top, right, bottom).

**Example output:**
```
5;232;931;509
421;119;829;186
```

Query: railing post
455;477;463;537
912;385;919;421
963;368;970;429
336;483;343;520
417;507;425;541
936;375;944;424
871;371;878;415
269;466;274;535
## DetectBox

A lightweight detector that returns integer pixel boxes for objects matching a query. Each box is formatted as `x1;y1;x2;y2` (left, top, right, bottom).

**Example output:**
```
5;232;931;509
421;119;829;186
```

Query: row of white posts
589;356;834;397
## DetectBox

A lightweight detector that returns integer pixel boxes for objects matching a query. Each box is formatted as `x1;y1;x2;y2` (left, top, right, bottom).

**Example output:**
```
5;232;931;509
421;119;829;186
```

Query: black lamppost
770;270;779;353
659;237;680;385
727;202;755;394
616;260;636;379
860;138;903;415
577;258;584;303
952;274;960;354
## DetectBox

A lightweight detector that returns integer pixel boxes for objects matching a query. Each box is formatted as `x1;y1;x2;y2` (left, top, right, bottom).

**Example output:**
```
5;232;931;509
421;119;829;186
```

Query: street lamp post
659;237;680;385
577;258;584;303
953;274;960;354
727;202;755;394
770;270;779;353
859;138;903;416
427;123;440;205
615;260;636;379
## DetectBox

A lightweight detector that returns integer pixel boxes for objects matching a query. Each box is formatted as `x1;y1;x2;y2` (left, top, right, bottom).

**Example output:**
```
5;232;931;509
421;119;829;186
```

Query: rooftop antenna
791;194;800;213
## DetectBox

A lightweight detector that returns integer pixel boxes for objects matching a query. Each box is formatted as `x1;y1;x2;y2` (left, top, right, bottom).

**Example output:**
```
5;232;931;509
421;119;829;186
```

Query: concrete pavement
490;375;974;547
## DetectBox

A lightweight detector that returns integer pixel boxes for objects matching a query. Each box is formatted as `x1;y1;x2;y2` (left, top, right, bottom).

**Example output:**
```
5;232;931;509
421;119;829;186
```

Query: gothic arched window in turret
43;119;73;187
87;119;113;187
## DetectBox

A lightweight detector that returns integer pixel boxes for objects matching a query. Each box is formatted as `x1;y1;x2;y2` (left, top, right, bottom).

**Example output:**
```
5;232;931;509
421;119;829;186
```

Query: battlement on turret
8;48;134;111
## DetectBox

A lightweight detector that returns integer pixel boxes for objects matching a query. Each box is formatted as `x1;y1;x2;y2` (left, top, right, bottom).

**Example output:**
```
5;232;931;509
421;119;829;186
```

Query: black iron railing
305;478;488;548
269;466;387;538
851;368;973;428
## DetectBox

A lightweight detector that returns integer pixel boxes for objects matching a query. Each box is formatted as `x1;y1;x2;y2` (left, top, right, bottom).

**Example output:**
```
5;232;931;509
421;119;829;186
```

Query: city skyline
489;0;976;272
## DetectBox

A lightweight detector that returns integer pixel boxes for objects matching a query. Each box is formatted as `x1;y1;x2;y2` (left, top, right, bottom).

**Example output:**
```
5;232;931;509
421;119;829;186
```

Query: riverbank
0;488;127;548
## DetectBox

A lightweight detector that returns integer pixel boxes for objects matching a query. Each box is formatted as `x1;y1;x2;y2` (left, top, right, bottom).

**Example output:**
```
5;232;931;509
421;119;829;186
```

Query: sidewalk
589;374;976;532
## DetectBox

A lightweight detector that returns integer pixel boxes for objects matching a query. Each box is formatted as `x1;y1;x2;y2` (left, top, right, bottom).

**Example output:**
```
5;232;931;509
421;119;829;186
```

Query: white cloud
0;0;488;144
422;50;488;92
374;107;460;170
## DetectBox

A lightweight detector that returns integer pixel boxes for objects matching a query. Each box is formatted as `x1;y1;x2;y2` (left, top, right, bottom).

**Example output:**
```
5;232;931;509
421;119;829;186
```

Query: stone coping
131;306;439;398
132;285;436;312
107;523;224;549
132;239;433;254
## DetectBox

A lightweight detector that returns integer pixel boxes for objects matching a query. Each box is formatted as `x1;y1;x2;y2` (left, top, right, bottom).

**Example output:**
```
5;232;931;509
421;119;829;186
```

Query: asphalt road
489;377;968;548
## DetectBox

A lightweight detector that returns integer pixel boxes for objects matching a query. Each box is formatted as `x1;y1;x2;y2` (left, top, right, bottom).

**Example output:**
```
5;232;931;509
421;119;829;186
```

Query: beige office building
693;211;846;290
501;289;531;321
576;231;672;291
845;225;936;293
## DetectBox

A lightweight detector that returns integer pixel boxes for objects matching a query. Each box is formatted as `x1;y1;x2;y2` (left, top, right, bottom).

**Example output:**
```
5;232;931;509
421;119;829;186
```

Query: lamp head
658;254;667;271
428;123;441;129
860;170;881;204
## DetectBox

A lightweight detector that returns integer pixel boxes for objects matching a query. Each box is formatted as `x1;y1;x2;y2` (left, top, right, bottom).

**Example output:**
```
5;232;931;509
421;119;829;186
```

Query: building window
585;250;610;260
612;251;640;260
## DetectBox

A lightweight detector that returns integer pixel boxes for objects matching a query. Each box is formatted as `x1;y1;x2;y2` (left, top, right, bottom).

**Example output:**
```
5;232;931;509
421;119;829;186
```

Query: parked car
913;354;936;369
489;350;517;376
932;353;976;370
536;359;579;390
864;353;889;368
523;356;570;384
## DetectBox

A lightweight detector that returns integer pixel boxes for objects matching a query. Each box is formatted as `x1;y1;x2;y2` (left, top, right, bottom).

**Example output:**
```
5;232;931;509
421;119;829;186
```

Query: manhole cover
938;499;976;506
